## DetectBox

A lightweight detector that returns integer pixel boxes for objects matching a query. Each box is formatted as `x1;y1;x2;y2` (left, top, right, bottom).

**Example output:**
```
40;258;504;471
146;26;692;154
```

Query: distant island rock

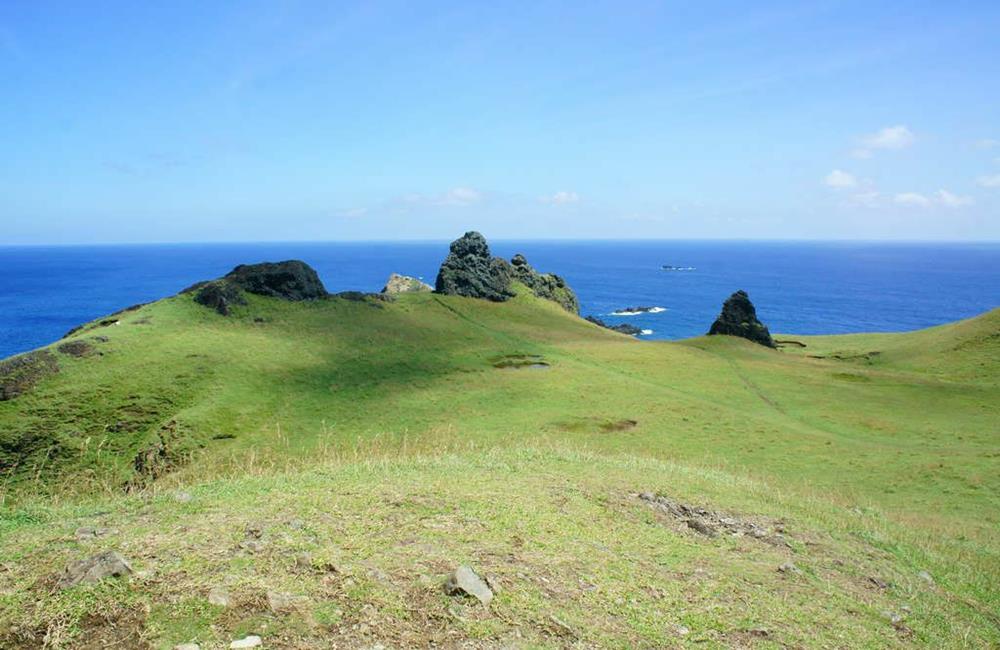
611;306;665;316
585;316;644;336
186;260;327;316
707;290;775;348
381;273;432;294
435;232;579;313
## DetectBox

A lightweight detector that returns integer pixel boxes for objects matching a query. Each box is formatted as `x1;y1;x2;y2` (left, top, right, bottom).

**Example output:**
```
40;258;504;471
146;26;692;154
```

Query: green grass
0;288;997;647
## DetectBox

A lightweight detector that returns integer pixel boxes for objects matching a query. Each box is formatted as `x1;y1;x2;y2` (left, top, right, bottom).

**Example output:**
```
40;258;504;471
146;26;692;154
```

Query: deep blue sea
1;241;998;360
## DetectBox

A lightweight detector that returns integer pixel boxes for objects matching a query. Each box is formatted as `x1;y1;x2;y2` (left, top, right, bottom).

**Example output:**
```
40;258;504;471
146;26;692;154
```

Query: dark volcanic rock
188;261;326;316
224;260;327;301
510;253;579;314
193;280;247;316
435;232;515;302
585;316;643;336
708;290;775;348
0;350;59;401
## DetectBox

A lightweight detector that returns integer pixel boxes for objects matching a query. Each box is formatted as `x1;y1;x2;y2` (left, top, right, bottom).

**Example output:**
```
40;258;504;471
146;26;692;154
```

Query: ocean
1;240;998;360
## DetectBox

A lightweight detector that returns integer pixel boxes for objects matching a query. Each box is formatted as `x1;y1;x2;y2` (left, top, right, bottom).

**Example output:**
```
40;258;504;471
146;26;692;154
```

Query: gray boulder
57;550;132;589
444;565;494;606
381;273;432;294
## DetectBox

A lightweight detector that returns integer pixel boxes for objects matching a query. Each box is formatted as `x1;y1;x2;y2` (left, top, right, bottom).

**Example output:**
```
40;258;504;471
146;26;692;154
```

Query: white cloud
398;187;484;207
891;190;973;208
436;187;482;206
540;190;580;204
853;125;915;158
977;173;1000;188
934;189;973;208
824;169;857;189
894;192;931;207
849;191;881;208
335;207;368;218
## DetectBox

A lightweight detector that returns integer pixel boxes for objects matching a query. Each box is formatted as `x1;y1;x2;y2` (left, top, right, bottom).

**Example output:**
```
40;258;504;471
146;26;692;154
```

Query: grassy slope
0;291;997;648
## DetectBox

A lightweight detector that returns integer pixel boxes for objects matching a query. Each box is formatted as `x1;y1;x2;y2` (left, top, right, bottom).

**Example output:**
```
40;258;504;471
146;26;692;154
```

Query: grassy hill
0;282;997;648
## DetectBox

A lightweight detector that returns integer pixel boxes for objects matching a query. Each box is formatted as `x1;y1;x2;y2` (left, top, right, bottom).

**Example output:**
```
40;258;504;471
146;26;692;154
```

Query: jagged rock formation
382;273;432;294
434;232;515;302
186;261;327;315
708;290;775;348
434;232;580;313
191;280;247;316
510;254;579;314
585;316;642;336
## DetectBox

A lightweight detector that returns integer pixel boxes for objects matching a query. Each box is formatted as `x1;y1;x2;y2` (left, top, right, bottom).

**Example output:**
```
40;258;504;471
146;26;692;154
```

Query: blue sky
1;1;998;244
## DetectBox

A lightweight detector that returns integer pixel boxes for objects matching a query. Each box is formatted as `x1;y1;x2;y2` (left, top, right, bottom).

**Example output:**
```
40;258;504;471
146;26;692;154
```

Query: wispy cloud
853;125;915;158
335;207;368;219
823;169;857;189
975;138;999;150
977;173;1000;188
893;189;973;208
934;189;974;207
893;192;931;207
539;190;580;204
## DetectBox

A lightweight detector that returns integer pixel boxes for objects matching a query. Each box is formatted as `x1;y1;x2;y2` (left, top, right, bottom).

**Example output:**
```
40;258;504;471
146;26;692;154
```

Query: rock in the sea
707;290;775;348
57;550;132;588
381;273;432;294
585;316;642;336
509;253;579;313
435;232;515;302
444;565;494;606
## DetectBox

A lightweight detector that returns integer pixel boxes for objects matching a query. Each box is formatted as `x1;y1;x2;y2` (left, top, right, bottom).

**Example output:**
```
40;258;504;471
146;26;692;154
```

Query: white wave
610;306;667;316
640;329;653;335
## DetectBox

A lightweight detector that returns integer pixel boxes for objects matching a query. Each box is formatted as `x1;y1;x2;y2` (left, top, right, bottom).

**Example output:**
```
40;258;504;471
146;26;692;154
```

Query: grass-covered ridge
0;272;997;648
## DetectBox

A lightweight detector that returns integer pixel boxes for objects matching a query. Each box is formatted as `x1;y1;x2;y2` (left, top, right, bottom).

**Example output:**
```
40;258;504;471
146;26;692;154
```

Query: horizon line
3;237;1000;248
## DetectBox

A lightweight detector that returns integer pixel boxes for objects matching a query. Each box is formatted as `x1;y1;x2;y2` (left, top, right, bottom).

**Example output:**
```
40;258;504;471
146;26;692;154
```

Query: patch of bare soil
636;492;792;547
0;350;59;400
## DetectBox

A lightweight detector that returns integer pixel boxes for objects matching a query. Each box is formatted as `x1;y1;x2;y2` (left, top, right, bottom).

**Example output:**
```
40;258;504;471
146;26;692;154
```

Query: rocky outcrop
224;261;326;300
434;232;580;313
381;273;432;294
434;232;515;302
191;280;247;316
708;290;775;348
57;550;132;589
186;260;327;316
510;254;579;314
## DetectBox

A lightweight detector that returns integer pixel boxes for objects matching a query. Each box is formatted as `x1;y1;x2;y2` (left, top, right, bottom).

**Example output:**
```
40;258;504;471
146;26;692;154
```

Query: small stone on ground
444;565;494;606
229;635;262;649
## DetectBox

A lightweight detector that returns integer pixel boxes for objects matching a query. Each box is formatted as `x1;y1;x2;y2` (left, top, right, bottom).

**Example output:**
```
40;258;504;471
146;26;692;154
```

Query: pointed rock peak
435;232;515;302
708;290;775;348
